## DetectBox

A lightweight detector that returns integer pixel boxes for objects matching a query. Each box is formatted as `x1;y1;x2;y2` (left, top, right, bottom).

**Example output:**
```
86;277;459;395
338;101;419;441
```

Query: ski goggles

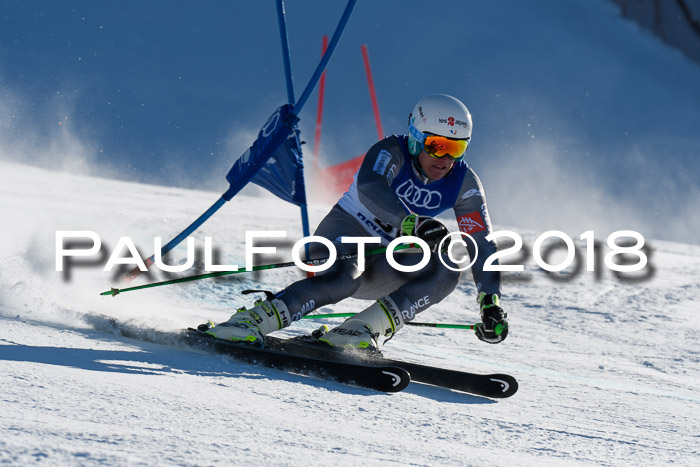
409;120;469;159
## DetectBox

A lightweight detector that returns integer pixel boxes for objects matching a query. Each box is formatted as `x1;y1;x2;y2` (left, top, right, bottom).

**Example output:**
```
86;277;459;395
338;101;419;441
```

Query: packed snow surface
1;161;698;466
2;0;700;463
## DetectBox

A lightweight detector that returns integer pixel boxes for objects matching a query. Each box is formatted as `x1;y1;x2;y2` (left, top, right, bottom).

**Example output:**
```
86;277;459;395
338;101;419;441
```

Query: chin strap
410;155;430;182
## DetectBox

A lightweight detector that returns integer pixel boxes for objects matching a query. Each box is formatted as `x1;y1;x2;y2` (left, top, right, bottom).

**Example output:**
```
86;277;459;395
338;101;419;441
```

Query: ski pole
301;313;482;330
100;243;417;297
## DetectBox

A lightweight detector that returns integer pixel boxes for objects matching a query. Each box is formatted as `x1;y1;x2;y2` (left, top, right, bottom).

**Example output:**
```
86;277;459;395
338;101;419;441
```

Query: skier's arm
355;136;411;228
452;168;501;297
453;170;508;344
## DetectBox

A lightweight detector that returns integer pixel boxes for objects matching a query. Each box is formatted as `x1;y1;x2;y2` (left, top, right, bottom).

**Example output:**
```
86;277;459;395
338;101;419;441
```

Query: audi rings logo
396;180;442;209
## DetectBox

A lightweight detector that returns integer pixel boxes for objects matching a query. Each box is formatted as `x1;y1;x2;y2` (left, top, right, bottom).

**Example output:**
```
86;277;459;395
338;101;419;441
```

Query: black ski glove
401;214;450;253
476;293;508;344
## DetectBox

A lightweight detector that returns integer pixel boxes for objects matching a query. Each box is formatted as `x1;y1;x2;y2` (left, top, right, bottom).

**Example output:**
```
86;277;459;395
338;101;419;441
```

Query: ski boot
319;297;405;351
205;298;292;344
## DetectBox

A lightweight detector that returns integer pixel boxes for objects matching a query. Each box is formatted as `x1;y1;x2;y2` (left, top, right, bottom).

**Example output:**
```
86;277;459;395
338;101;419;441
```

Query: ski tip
379;367;411;392
488;374;519;398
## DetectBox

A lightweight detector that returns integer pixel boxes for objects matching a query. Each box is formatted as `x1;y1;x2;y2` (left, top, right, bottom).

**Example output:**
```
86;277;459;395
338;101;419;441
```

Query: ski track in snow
1;161;699;465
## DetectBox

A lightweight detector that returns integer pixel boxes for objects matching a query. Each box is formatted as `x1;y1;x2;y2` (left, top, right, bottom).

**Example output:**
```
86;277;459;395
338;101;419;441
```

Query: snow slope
1;161;698;466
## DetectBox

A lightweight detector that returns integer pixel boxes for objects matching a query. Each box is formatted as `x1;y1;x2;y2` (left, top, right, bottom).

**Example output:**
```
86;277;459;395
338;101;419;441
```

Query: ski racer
207;94;508;350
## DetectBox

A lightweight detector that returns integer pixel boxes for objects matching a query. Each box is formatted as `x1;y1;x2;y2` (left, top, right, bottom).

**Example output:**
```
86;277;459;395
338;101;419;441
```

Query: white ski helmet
408;94;473;157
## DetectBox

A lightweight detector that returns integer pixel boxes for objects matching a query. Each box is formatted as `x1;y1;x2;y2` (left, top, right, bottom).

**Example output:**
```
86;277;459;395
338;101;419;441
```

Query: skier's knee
445;268;461;290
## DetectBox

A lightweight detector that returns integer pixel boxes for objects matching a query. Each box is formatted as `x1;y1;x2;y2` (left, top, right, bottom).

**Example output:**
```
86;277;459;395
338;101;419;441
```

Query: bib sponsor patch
458;212;486;234
372;150;392;176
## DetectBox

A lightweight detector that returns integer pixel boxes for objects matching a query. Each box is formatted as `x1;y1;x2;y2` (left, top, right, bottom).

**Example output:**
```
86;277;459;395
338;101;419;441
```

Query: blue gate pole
122;196;228;282
277;0;312;262
276;0;296;104
281;0;357;265
121;0;357;283
293;0;357;114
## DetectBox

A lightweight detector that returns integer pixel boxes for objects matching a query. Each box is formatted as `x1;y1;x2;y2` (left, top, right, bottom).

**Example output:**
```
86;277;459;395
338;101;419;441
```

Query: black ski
89;313;515;398
183;329;410;393
260;335;518;399
381;359;517;398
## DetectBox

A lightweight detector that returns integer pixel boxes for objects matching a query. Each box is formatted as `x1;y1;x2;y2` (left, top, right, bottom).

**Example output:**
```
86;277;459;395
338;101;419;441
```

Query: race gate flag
224;104;304;204
250;113;307;207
